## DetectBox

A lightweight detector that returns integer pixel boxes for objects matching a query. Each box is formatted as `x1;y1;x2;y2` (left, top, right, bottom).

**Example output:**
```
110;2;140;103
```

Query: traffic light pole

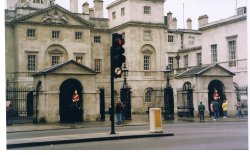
110;47;116;134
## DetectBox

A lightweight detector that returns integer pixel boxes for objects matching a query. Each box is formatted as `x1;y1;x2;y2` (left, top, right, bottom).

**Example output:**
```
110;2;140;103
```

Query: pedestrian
115;100;123;125
6;102;13;126
235;100;243;118
222;99;228;118
210;102;214;118
213;100;220;120
198;102;205;121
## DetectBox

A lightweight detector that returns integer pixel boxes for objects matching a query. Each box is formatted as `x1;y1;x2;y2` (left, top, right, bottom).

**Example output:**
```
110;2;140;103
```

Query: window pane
145;90;151;102
168;57;174;70
95;59;101;72
75;32;82;40
51;56;60;65
27;29;35;38
144;56;150;70
76;56;83;64
28;55;36;71
211;44;217;63
144;6;151;14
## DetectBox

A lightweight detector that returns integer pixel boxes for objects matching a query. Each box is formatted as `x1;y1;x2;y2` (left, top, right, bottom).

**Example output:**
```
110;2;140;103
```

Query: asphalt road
8;121;248;150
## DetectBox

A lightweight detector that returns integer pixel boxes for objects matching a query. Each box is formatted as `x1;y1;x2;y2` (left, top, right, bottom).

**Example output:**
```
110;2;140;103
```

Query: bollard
149;108;163;133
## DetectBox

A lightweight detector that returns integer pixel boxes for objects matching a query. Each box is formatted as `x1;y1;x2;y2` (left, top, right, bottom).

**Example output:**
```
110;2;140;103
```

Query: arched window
145;89;152;103
183;82;192;90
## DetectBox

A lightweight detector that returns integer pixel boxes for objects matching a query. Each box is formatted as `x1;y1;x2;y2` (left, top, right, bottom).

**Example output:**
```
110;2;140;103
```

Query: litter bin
149;108;163;133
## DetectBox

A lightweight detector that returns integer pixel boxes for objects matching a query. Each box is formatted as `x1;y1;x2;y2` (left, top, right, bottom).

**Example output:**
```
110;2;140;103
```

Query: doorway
208;80;225;117
59;78;83;123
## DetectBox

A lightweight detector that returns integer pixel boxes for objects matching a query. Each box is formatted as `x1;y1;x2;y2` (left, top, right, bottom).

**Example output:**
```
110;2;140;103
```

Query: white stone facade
5;0;248;122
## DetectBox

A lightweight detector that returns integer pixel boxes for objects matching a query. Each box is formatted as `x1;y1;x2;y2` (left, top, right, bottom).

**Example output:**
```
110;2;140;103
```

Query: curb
7;131;174;149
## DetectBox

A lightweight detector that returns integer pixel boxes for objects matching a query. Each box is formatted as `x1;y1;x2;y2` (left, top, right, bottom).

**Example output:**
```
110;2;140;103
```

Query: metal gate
177;82;194;117
6;87;37;124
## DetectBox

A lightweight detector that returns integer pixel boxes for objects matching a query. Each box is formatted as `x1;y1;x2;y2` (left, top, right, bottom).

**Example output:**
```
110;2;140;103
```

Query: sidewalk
6;114;247;149
7;114;248;133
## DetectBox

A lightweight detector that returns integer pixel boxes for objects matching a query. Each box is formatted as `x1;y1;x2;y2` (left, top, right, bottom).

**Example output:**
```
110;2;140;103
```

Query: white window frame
168;35;174;42
52;30;60;39
228;40;237;67
168;57;174;70
144;55;151;71
211;44;217;63
51;55;60;66
184;55;188;68
144;6;151;14
95;59;102;73
27;54;37;71
75;32;82;40
196;53;202;66
94;36;101;43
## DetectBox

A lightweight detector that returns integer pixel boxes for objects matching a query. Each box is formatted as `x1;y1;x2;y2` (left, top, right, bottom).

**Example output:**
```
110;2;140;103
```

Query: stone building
5;0;247;123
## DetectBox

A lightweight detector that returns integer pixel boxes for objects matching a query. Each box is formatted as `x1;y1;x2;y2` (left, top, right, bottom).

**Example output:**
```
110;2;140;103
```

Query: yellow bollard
149;108;163;133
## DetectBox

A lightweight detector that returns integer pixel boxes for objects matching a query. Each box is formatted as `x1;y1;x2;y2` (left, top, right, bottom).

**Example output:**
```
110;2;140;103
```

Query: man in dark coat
213;100;220;120
198;102;205;121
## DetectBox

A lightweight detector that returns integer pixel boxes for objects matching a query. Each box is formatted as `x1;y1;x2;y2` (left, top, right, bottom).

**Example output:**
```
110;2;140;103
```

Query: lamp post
120;64;132;120
163;65;175;120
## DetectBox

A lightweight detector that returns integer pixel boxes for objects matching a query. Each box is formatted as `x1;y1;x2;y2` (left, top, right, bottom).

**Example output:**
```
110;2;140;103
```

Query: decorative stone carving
42;10;69;24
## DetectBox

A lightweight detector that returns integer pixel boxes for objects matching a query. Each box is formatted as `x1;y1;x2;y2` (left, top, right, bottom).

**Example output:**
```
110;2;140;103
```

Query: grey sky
56;0;247;29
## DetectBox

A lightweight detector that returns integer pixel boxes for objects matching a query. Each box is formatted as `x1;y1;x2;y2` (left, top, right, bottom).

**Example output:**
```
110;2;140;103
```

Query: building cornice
110;21;167;31
178;46;202;53
199;14;247;31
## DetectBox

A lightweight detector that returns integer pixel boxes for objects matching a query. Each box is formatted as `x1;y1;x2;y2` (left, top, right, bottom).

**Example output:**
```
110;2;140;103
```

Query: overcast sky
56;0;247;30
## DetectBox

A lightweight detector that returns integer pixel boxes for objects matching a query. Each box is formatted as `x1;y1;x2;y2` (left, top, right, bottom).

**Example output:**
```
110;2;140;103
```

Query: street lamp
120;63;132;120
163;65;174;120
164;65;171;87
122;63;129;88
175;54;180;69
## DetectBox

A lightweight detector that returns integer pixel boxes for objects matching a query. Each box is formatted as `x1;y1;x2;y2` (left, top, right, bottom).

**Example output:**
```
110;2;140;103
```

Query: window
51;56;60;66
144;6;151;14
144;55;151;71
94;36;101;43
168;35;174;42
168;57;174;70
184;55;188;68
121;7;125;16
228;40;236;67
27;29;35;38
145;90;152;103
196;53;202;66
76;56;83;64
112;11;116;19
33;0;43;3
95;59;102;72
188;36;195;44
144;30;152;41
27;55;36;71
211;44;217;63
52;31;60;39
75;32;82;40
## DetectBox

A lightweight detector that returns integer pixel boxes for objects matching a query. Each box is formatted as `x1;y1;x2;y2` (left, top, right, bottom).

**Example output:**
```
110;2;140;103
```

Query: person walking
115;100;123;125
222;99;228;118
213;100;220;121
235;100;243;118
198;102;205;121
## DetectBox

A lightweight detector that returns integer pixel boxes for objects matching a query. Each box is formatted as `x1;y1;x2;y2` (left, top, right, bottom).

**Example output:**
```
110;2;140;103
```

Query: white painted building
5;0;247;123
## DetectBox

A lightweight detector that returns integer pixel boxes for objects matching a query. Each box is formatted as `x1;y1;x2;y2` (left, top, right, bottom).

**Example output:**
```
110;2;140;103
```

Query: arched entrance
59;78;83;123
208;80;225;117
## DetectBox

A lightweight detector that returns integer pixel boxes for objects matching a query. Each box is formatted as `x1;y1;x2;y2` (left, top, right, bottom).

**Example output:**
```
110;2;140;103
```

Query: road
8;121;248;150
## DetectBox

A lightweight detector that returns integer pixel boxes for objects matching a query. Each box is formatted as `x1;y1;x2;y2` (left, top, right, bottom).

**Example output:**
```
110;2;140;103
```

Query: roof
32;60;96;77
175;64;235;79
199;13;246;31
6;4;93;27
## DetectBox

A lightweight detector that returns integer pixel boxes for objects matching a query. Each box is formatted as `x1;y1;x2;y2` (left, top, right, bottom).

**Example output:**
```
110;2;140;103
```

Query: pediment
33;60;96;77
175;64;235;79
14;5;93;27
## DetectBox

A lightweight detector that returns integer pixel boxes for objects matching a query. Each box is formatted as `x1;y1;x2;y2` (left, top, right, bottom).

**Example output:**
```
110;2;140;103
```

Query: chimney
70;0;78;13
89;8;94;17
82;1;89;14
198;15;208;28
186;18;192;29
93;0;103;18
167;11;173;26
171;17;177;29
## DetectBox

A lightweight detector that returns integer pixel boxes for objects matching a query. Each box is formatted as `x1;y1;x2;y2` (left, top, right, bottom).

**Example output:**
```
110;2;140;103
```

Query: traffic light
111;33;126;78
